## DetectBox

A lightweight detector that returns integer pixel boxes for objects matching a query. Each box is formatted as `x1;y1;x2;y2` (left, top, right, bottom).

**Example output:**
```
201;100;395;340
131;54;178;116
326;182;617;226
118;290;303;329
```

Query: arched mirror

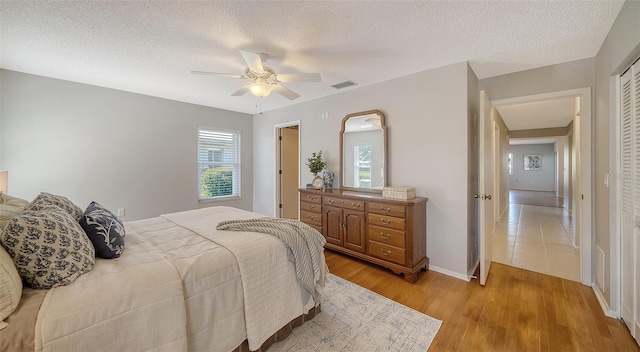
340;110;387;191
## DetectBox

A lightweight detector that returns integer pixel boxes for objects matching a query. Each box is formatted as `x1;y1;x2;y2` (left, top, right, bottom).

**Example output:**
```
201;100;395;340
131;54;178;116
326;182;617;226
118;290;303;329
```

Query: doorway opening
482;88;592;286
275;122;300;219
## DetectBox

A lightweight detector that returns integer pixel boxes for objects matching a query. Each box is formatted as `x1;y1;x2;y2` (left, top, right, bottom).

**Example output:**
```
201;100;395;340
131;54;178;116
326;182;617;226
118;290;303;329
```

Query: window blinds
197;127;241;200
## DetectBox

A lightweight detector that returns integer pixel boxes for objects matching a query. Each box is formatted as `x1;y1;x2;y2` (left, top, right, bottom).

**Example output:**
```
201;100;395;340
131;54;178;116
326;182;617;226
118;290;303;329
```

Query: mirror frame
339;109;388;192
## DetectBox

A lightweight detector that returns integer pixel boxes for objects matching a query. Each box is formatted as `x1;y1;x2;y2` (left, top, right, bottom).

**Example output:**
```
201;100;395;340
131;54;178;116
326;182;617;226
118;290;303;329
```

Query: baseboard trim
430;265;470;282
592;284;618;318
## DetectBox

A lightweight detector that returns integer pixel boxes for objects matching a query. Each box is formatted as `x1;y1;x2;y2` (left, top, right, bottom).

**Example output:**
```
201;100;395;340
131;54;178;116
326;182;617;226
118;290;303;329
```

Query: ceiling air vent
331;80;357;90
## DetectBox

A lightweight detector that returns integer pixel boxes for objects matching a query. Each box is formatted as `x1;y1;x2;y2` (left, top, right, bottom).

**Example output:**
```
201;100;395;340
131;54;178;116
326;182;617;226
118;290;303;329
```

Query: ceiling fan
191;50;321;100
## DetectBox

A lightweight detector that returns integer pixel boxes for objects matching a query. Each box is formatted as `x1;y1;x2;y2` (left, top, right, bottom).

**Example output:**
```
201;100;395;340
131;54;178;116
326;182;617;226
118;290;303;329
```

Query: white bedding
32;206;320;352
127;216;246;352
35;227;188;351
163;206;315;351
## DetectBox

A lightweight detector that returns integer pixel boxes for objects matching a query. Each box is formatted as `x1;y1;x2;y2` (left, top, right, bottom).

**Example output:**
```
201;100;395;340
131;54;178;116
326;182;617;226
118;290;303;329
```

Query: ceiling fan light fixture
248;78;274;98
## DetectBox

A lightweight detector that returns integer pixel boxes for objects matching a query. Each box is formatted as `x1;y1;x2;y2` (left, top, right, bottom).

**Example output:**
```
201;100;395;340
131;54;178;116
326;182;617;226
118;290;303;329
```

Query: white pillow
0;244;22;330
0;192;30;234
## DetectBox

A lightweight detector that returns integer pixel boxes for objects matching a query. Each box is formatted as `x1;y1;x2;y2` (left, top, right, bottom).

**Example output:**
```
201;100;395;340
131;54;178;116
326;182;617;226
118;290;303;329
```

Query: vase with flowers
306;151;327;190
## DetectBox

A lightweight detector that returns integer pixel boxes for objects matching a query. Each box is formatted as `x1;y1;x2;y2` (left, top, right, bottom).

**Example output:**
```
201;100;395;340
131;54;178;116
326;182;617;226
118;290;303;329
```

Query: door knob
486;195;492;200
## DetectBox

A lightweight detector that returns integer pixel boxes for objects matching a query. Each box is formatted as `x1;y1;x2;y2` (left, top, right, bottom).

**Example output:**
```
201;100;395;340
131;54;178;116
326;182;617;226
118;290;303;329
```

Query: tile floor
492;203;580;282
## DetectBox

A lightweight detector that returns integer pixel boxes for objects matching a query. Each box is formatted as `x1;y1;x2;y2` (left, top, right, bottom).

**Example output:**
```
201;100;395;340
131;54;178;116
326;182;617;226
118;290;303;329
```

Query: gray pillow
80;202;125;259
0;204;95;289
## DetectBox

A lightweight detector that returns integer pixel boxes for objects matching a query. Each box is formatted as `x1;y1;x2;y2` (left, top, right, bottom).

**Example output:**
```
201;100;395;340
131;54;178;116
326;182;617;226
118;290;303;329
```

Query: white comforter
163;206;315;351
34;206;319;352
35;227;188;351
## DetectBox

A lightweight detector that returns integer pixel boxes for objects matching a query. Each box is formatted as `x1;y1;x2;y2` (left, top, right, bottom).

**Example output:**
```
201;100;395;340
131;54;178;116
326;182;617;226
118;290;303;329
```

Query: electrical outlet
117;208;125;217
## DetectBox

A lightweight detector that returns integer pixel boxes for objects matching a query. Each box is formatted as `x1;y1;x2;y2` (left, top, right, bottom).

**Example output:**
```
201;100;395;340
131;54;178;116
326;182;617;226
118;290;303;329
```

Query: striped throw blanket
216;218;327;302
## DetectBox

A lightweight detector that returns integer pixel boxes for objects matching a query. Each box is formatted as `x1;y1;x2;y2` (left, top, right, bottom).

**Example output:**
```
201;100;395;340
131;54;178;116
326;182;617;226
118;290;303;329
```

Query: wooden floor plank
325;250;640;351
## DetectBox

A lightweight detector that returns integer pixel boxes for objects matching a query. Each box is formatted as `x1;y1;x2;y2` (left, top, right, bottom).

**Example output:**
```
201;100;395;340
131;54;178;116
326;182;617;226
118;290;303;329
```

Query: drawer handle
306;215;315;221
381;219;391;225
307;196;315;200
328;199;335;204
352;202;361;208
380;232;391;239
380;248;391;256
307;204;315;209
380;206;391;213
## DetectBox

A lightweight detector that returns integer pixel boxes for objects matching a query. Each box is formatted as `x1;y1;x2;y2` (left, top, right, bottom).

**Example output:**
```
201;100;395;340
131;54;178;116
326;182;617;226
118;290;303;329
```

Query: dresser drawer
300;201;322;213
368;225;406;248
301;193;322;204
368;241;405;265
368;202;405;218
368;213;405;231
324;196;364;210
300;210;322;227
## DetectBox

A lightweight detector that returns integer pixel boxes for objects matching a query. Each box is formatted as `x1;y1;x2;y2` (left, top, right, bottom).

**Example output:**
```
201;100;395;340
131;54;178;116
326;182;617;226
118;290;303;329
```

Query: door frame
492;87;593;286
274;120;301;218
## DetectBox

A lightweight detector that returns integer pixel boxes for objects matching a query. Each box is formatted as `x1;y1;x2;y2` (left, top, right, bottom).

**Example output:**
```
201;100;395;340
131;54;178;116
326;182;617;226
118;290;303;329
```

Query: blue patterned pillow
79;202;125;259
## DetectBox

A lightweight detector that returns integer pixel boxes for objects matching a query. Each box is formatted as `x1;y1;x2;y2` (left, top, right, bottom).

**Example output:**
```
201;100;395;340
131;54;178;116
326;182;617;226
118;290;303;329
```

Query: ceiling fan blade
273;84;300;100
240;50;265;74
275;73;321;83
191;70;247;79
231;86;250;96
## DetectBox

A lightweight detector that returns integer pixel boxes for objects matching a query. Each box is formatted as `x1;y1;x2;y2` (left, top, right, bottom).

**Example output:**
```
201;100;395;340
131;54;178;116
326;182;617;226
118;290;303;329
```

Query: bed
1;199;327;352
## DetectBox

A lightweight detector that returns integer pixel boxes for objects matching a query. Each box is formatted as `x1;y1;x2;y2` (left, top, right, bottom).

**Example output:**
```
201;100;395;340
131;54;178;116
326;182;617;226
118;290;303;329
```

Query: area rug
270;274;442;352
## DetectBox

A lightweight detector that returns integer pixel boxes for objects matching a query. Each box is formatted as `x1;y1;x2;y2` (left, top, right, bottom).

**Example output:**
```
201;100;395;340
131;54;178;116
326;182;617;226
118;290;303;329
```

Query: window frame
197;126;241;203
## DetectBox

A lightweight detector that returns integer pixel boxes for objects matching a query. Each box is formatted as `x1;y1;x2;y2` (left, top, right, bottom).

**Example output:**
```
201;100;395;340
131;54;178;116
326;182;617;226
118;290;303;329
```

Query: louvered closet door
621;59;640;339
633;61;640;338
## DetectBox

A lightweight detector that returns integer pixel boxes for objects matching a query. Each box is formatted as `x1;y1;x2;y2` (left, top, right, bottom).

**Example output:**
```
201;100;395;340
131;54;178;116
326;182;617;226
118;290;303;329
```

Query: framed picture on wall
524;154;542;171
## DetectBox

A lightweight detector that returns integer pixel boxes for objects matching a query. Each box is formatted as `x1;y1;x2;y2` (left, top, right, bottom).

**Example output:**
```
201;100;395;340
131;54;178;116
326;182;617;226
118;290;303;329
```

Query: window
354;145;372;188
508;153;513;175
197;127;241;201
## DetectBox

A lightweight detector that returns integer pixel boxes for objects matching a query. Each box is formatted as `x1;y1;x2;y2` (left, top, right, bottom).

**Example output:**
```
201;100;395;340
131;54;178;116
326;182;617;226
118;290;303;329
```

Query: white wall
0;69;3;168
555;138;565;199
0;70;253;220
493;110;510;220
509;144;556;191
253;62;473;277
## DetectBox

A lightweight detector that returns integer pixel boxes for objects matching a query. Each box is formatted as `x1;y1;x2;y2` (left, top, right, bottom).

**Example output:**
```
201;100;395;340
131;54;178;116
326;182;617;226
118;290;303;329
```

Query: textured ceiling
0;1;624;114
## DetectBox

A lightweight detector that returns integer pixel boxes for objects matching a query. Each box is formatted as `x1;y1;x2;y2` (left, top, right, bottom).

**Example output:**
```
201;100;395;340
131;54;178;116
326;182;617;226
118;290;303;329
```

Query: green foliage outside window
200;166;233;198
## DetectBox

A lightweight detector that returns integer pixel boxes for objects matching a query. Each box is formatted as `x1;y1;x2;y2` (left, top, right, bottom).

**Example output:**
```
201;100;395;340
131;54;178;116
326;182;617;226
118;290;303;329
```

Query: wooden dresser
299;189;428;283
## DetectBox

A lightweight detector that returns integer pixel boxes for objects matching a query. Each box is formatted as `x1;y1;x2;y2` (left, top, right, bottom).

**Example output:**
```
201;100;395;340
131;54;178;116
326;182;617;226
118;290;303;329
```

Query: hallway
492;192;579;282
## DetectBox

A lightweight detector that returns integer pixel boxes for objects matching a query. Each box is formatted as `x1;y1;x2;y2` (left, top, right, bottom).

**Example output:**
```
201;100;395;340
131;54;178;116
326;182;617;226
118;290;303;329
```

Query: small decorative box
382;187;416;200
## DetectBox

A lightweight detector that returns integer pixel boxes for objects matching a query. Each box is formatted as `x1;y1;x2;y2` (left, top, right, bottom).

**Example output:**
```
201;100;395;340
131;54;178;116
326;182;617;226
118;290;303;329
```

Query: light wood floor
325;250;640;351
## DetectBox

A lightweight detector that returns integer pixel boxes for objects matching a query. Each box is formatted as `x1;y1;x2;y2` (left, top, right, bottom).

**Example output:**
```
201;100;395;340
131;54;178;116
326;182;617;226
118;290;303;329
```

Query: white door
479;90;495;285
620;60;640;340
634;62;640;341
